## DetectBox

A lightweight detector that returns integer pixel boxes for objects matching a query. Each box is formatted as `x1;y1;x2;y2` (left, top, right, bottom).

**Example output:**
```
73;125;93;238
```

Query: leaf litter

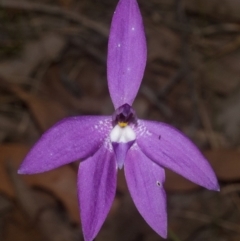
0;0;240;240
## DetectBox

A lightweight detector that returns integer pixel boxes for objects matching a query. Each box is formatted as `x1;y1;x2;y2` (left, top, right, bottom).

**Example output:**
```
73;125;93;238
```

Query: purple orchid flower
18;0;219;240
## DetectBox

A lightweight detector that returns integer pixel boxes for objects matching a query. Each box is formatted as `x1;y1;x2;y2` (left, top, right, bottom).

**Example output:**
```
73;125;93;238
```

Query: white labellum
110;125;136;143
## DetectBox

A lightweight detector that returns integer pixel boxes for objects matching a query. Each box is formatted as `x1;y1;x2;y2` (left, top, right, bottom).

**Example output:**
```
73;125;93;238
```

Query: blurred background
0;0;240;240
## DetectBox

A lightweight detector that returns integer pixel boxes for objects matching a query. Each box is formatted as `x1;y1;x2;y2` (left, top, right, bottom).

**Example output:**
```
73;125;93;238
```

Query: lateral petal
136;120;219;191
107;0;147;109
18;116;112;174
78;146;117;241
125;146;167;238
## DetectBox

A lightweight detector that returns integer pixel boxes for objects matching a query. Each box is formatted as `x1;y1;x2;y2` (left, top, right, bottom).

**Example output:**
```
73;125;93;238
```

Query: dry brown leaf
216;90;240;145
43;65;104;114
165;169;198;192
10;85;67;131
147;26;181;63
58;0;73;8
203;51;240;95
4;208;42;241
0;144;79;223
75;60;106;98
184;0;240;22
205;149;240;181
0;33;65;83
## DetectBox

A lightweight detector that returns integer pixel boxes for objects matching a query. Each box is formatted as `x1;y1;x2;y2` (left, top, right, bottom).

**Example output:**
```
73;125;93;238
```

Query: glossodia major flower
18;0;219;240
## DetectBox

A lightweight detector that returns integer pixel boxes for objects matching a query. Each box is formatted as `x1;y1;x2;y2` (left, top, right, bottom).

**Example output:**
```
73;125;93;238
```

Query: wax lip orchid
18;0;219;240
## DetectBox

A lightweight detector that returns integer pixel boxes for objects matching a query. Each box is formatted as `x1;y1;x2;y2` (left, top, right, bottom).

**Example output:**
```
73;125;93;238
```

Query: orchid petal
136;120;219;191
112;141;134;169
125;146;167;238
107;0;147;108
18;116;112;174
78;146;117;241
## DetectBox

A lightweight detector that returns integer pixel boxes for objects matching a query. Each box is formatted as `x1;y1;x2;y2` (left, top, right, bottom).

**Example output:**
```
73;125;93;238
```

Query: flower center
118;122;128;128
110;104;137;143
110;104;137;169
112;103;137;128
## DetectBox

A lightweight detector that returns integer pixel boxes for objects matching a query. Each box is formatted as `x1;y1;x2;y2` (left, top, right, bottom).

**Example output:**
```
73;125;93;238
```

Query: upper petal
18;116;112;174
107;0;147;109
136;120;219;191
78;145;117;241
124;146;167;238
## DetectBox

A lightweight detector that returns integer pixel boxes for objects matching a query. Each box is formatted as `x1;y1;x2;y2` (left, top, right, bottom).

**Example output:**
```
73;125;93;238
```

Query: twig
230;193;240;213
158;64;188;97
6;161;79;241
212;35;240;58
72;38;106;64
168;229;183;241
173;210;240;233
6;161;39;220
0;0;108;37
158;0;189;98
140;85;173;118
194;23;240;36
221;184;240;195
197;99;220;149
